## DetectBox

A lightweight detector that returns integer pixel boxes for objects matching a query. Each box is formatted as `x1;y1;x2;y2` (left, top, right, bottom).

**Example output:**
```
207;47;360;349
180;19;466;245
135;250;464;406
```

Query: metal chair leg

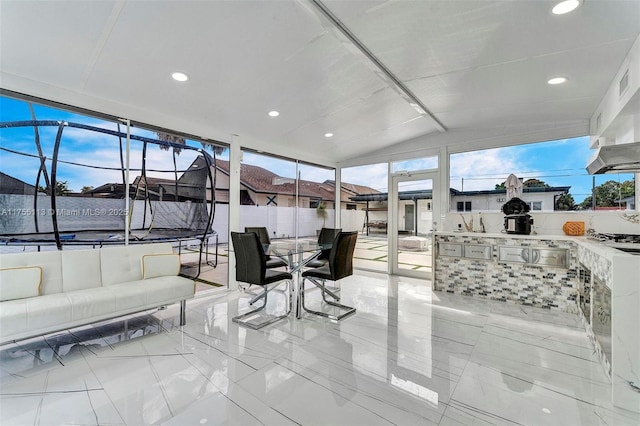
305;277;340;301
248;279;288;305
233;280;292;329
300;277;355;321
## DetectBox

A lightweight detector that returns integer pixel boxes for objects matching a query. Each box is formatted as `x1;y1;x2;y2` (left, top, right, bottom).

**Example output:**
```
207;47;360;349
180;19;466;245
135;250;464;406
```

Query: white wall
445;211;640;236
450;192;560;212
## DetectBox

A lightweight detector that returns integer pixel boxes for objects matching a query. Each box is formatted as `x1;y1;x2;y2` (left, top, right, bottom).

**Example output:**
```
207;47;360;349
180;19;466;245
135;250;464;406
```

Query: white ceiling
1;0;639;166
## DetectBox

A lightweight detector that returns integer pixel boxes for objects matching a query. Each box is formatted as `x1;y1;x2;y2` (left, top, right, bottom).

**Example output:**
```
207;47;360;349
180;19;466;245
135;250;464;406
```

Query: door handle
532;249;540;264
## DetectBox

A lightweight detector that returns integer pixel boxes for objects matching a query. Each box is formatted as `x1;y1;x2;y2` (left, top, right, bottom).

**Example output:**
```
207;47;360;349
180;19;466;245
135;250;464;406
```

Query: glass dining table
264;239;332;319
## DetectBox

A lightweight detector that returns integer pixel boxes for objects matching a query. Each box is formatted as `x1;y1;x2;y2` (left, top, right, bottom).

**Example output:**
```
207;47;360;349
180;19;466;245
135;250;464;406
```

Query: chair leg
233;281;292;330
301;277;356;321
180;300;186;326
305;278;340;301
248;279;287;305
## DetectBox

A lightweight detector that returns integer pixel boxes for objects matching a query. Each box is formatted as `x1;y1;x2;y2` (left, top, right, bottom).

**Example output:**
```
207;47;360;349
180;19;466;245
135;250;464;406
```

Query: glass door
390;172;439;279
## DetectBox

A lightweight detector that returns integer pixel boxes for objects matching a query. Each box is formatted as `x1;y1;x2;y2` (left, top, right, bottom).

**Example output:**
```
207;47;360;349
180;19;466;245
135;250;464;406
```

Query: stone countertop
434;231;576;240
434;231;635;260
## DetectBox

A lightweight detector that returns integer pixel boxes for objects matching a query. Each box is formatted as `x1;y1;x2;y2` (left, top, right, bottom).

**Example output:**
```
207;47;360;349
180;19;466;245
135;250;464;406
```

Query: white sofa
0;243;195;345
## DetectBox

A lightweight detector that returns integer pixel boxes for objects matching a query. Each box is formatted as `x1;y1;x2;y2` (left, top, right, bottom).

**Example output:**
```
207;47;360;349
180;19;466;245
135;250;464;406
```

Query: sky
0;95;634;204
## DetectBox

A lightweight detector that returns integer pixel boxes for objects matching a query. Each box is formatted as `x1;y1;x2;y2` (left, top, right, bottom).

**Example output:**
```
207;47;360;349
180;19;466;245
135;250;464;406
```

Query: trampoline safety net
0;120;217;248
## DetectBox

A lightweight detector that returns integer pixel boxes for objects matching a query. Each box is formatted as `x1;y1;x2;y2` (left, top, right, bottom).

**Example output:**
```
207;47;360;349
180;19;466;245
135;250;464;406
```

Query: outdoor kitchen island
433;231;640;413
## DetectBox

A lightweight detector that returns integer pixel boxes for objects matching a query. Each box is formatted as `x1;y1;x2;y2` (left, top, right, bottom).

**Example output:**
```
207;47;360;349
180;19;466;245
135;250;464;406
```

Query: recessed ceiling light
171;72;189;82
268;111;280;117
324;133;334;138
552;0;580;15
548;77;568;85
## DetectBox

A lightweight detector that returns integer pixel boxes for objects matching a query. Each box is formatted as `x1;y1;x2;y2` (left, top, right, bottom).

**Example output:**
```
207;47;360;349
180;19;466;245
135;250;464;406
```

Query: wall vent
619;69;629;97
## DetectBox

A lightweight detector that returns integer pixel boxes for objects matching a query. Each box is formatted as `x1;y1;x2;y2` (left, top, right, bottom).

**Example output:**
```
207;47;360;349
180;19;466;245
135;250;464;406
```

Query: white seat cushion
25;293;72;330
0;299;28;336
66;287;116;321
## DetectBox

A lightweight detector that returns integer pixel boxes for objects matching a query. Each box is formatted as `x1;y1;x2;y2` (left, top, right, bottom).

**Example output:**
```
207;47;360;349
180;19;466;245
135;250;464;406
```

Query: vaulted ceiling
1;0;638;166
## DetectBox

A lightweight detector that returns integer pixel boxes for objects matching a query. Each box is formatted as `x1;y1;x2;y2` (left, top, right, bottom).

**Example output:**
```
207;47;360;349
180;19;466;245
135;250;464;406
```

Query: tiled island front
434;231;640;414
433;232;579;313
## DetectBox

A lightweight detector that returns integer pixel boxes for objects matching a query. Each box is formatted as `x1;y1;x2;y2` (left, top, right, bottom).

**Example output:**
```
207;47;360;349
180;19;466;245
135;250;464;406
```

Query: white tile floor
1;271;638;425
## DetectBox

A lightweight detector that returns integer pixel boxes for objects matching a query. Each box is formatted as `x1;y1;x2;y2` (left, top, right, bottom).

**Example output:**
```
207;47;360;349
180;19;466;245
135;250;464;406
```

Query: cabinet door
438;243;462;257
498;246;529;263
464;244;492;260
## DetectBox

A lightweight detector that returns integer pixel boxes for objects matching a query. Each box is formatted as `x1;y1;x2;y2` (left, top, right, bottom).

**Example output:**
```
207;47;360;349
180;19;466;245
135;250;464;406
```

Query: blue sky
0;96;220;193
1;96;634;203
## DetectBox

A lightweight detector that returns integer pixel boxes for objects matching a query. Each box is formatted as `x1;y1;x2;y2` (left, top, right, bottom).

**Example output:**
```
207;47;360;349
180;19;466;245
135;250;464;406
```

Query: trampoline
0;119;221;275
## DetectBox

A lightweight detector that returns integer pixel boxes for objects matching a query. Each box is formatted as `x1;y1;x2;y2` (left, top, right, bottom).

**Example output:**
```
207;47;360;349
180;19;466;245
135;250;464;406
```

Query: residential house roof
0;172;36;195
214;159;379;201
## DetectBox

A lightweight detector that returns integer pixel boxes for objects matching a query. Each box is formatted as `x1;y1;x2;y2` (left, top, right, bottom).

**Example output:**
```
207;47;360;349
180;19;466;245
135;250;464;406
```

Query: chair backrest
328;231;358;281
317;227;341;260
231;232;266;285
244;227;271;245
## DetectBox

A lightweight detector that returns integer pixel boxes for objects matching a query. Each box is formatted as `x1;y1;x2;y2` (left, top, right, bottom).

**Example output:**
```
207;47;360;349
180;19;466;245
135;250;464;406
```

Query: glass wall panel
238;151;336;240
392;156;438;173
449;136;636;212
0;95;228;292
341;162;388;272
298;162;336;237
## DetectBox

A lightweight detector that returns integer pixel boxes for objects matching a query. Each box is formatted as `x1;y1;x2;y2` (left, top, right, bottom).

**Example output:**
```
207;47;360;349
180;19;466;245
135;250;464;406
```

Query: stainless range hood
586;143;640;174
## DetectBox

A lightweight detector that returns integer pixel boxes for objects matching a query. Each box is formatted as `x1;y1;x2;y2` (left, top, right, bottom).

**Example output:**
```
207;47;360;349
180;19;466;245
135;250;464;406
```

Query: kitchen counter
433;232;580;311
433;231;640;413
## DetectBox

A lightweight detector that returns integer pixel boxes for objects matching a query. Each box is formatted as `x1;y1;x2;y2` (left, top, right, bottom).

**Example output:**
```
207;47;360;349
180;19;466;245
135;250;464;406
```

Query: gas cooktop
609;245;640;255
587;231;640;244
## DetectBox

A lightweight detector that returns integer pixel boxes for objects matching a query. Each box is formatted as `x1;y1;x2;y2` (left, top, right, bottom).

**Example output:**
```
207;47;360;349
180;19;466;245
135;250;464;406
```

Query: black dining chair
306;227;341;268
300;231;357;321
244;226;288;269
231;232;293;329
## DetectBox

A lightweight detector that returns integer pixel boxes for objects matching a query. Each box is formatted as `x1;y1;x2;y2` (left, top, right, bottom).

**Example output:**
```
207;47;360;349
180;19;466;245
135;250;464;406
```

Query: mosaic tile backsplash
435;234;579;313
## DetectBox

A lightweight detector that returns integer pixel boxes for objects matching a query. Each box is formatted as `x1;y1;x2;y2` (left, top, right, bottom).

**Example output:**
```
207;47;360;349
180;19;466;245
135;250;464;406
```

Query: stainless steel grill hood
586;143;640;174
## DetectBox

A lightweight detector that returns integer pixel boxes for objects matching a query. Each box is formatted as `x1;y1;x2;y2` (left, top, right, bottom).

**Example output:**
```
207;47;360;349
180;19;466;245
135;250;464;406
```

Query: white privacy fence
210;205;366;243
0;195;367;245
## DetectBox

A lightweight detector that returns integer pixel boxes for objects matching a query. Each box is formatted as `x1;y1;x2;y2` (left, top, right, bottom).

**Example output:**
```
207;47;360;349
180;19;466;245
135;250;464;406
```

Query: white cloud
341;163;389;192
450;148;520;191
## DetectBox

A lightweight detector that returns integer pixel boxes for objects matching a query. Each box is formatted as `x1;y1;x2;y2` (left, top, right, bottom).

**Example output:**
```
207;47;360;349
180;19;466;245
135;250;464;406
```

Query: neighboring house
212;159;379;209
450;186;571;212
615;195;636;210
81;157;379;209
350;185;572;236
0;172;37;195
85;176;198;201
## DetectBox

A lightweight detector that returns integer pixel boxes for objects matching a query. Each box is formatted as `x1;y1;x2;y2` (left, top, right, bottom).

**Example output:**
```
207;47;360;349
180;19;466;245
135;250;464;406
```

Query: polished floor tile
1;271;638;425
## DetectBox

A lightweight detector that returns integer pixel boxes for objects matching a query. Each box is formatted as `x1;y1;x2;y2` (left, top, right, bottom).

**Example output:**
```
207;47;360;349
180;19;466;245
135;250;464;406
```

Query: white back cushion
0;266;42;301
142;254;181;279
100;243;173;286
0;251;63;295
61;249;102;292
